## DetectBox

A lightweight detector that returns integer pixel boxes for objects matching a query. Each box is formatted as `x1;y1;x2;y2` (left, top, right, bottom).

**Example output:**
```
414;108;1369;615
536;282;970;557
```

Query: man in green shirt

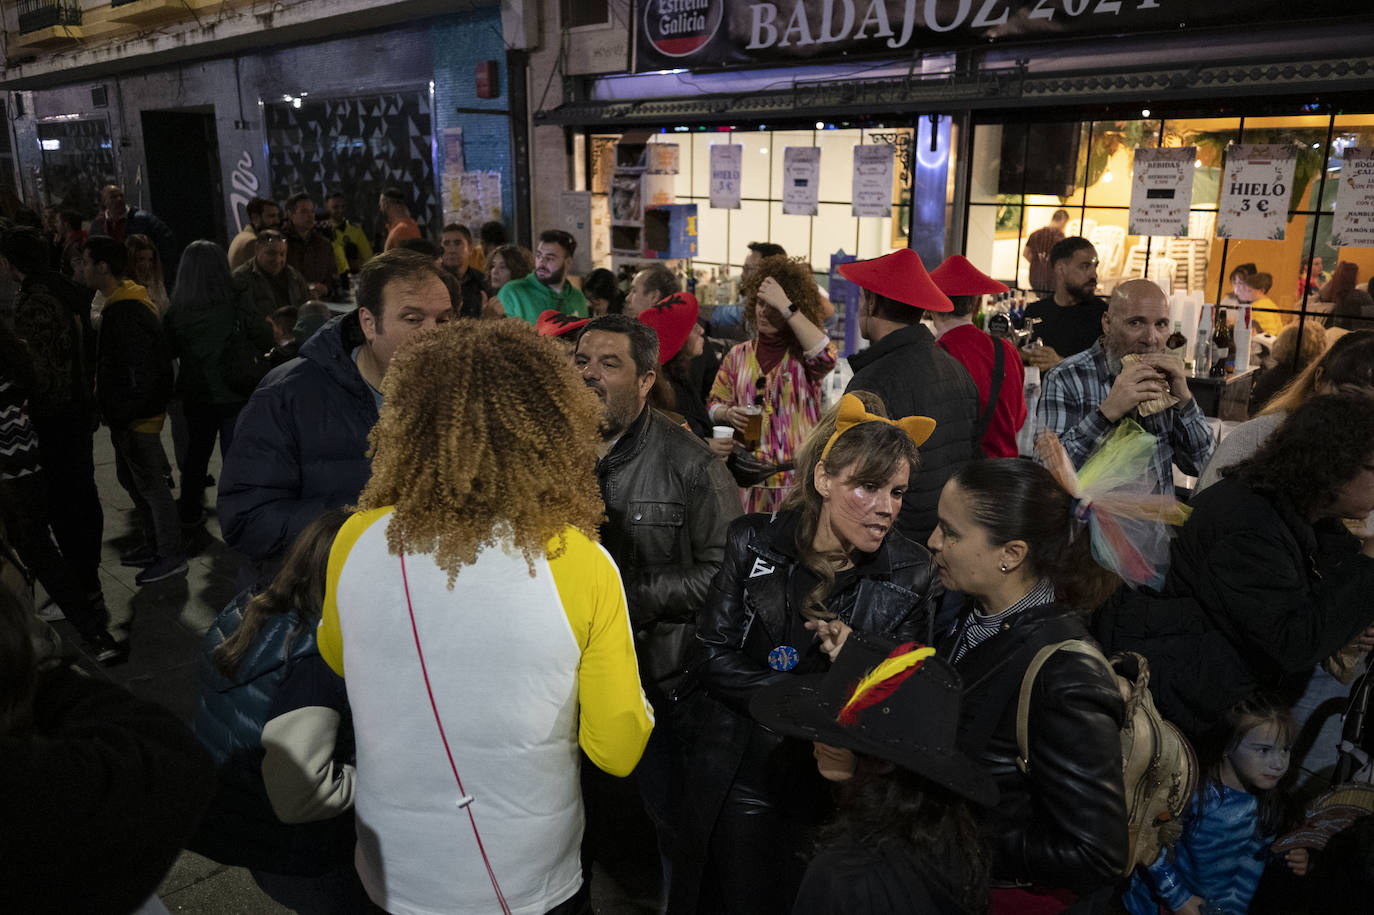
496;229;588;323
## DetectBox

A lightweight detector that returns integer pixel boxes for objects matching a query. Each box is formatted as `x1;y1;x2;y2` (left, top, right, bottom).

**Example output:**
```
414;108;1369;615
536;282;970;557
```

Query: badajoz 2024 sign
635;0;1363;71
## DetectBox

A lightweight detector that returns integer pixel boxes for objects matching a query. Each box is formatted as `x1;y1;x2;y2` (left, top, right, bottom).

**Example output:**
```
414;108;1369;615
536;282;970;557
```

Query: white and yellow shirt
319;508;654;915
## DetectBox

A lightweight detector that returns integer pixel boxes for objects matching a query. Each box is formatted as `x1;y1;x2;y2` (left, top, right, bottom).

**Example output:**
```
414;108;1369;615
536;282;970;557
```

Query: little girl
1123;695;1308;915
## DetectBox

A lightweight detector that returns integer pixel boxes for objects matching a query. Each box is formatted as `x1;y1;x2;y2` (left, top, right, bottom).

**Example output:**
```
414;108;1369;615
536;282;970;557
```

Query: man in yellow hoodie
82;235;185;586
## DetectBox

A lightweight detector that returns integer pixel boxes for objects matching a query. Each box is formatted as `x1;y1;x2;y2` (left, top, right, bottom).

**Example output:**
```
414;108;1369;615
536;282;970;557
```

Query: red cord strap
399;551;512;915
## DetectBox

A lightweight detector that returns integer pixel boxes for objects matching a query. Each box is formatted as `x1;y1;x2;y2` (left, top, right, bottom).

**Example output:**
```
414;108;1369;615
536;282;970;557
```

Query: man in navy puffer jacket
217;249;452;572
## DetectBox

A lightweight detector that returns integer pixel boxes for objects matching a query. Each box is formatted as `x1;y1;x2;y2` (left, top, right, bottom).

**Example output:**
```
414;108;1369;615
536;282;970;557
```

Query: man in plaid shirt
1036;279;1215;494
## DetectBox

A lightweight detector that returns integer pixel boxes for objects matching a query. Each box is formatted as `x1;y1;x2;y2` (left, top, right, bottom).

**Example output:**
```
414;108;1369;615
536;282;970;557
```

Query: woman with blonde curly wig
316;320;653;915
708;254;837;513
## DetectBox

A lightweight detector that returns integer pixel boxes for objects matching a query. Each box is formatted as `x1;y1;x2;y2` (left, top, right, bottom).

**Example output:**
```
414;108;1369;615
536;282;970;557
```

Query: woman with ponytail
926;458;1128;913
671;392;941;915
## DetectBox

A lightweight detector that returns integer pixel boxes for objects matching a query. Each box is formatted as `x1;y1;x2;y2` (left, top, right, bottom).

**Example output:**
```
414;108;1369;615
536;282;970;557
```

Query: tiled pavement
53;426;655;914
50;427;290;913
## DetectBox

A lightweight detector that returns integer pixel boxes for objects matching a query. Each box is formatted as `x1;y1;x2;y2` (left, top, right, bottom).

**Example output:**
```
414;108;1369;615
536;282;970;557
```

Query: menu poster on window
1216;144;1297;241
709;144;743;209
647;143;680;175
1128;147;1195;237
456;172;484;229
1331;147;1374;248
610;171;643;224
441;127;464;175
851;145;895;218
783;146;821;216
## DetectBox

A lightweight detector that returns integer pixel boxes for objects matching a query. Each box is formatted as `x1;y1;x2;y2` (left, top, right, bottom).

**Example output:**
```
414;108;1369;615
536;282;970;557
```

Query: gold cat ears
819;393;936;461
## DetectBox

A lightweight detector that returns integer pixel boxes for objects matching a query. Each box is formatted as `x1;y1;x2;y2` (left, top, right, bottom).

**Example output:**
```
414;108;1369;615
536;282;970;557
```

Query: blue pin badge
768;644;800;672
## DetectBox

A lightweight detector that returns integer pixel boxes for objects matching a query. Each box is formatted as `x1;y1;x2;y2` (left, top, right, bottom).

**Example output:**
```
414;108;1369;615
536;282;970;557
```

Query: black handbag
219;310;270;397
725;451;794;488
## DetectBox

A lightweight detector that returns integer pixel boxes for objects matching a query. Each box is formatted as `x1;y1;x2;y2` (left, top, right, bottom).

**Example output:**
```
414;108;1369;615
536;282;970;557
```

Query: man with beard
1023;236;1107;371
282;192;338;300
574;314;739;904
496;229;587;323
323;190;372;276
1037;279;1214;496
228;197;280;270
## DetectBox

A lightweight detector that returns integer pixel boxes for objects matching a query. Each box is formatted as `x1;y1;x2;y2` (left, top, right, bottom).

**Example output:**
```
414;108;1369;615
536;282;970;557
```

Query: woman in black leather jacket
927;458;1128;912
670;394;942;915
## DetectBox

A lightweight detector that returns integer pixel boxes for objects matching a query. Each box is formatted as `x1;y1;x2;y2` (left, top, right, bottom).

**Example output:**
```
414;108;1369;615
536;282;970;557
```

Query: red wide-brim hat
836;248;952;313
930;255;1009;297
639;291;699;363
535;309;591;338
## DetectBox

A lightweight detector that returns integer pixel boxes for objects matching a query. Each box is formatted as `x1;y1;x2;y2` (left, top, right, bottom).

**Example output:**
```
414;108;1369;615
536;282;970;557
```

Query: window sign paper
1128;147;1195;237
1216;144;1297;241
851;145;895;218
709;144;742;209
782;146;820;216
647;143;679;175
1331;147;1374;248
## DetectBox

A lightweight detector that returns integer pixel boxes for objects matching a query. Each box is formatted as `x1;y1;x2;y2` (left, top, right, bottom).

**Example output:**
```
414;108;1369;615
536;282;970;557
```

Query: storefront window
38;117;114;217
966;110;1374;334
588;122;942;293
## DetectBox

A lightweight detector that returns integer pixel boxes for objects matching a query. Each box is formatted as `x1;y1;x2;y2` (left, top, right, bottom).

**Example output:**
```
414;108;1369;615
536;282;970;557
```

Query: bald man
1036;279;1215;495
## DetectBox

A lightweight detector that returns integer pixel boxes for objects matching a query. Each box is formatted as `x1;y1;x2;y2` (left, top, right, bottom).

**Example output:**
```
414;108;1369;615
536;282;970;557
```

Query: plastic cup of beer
739;405;764;450
712;425;734;440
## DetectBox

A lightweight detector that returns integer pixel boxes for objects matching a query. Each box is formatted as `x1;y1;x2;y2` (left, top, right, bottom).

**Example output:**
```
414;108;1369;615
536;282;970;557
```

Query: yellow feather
840;646;936;714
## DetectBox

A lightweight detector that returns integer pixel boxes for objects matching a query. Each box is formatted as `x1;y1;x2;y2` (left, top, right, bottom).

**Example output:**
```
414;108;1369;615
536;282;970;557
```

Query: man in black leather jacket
575;314;741;898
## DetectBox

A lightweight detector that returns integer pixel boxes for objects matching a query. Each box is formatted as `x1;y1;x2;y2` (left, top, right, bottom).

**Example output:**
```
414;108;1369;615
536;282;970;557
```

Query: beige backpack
1016;640;1197;873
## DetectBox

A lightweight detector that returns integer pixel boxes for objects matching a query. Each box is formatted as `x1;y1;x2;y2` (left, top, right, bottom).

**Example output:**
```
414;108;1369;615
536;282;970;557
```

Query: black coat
938;600;1127;894
596;405;741;707
670;511;941;913
0;666;215;914
1095;476;1374;739
846;322;982;544
95;294;173;429
444;264;490;318
793;838;978;915
217;311;375;566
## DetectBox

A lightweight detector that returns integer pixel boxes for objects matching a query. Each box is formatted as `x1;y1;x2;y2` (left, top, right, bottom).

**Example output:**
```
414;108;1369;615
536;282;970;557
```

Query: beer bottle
1166;320;1188;361
1209;308;1230;378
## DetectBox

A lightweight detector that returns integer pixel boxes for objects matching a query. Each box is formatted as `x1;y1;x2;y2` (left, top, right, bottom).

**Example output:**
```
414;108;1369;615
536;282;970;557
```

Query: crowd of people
2;177;1374;915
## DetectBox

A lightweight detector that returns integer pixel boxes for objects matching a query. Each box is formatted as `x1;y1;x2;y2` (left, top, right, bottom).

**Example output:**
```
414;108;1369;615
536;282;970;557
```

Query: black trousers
0;473;104;638
30;410;103;594
699;728;823;915
179;400;243;512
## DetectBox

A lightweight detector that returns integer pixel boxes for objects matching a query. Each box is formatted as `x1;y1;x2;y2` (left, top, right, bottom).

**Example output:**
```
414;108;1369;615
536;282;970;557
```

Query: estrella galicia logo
642;0;723;59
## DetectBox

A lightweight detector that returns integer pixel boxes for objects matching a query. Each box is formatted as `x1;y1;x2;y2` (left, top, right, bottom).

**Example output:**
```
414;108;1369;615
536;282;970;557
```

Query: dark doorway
141;107;225;268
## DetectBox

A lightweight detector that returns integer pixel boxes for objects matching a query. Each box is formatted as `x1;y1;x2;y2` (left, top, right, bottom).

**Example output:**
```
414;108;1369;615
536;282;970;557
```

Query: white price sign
1216;144;1297;241
709;144;742;210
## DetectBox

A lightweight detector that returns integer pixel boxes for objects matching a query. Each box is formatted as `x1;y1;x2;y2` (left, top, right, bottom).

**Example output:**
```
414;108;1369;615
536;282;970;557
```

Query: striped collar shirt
951;578;1058;662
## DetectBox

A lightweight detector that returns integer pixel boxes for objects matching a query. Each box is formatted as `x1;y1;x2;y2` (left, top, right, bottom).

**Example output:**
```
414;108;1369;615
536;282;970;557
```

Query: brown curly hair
740;254;825;337
358;320;606;584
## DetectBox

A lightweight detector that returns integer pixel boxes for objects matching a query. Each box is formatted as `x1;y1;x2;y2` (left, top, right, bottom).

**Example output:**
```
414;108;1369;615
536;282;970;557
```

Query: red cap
535;309;591;338
929;255;1009;297
836;248;952;313
638;291;699;363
